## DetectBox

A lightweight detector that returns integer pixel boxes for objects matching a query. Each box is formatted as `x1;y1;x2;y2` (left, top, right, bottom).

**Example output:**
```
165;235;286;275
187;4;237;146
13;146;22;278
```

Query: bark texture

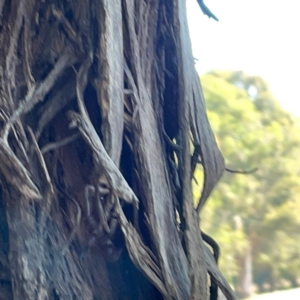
0;0;235;299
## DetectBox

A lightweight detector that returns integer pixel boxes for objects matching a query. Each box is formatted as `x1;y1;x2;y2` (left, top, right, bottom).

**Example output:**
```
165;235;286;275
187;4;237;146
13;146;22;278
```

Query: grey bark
0;0;235;299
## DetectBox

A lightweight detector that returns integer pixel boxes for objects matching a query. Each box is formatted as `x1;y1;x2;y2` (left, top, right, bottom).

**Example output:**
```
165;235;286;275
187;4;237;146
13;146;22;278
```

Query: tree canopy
198;71;300;297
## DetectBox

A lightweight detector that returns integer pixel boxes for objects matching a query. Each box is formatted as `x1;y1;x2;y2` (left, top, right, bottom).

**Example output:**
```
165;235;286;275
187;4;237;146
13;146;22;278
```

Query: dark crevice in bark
0;187;12;300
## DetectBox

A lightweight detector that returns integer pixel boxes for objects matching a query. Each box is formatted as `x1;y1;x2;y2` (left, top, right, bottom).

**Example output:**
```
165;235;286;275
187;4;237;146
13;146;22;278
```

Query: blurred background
187;1;300;299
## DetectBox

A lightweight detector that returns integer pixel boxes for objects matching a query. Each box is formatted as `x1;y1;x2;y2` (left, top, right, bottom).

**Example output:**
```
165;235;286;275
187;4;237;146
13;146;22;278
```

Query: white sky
187;0;300;115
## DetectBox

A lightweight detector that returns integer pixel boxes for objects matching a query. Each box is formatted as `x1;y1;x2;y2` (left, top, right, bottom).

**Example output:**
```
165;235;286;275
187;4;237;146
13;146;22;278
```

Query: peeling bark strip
175;4;225;213
205;246;237;300
176;1;209;298
96;0;124;165
0;0;234;299
0;138;41;200
68;111;139;207
122;0;190;298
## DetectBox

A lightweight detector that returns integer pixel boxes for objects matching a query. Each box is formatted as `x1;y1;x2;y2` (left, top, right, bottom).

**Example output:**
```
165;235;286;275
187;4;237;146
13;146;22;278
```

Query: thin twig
5;0;25;88
51;6;81;50
0;109;29;164
124;61;140;105
163;127;181;152
191;144;201;177
27;127;54;227
36;78;76;139
27;127;54;195
74;52;93;119
41;133;80;154
225;167;258;174
196;157;258;175
3;50;75;141
23;17;35;89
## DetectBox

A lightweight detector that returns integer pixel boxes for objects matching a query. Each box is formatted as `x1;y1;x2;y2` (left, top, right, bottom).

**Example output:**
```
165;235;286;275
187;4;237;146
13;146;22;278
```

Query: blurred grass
246;287;300;300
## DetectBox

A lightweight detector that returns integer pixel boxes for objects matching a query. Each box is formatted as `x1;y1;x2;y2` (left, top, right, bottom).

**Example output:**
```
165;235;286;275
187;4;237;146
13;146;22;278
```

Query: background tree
0;1;235;299
198;71;300;298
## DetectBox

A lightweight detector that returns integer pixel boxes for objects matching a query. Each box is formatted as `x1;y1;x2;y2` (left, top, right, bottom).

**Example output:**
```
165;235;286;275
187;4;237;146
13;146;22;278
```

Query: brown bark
0;0;235;299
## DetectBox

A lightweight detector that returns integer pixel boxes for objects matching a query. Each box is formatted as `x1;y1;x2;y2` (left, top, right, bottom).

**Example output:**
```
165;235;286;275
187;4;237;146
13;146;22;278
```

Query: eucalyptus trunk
0;1;235;299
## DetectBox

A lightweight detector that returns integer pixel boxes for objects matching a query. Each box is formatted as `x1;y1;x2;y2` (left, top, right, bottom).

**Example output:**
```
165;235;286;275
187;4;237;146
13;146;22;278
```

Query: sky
187;0;300;116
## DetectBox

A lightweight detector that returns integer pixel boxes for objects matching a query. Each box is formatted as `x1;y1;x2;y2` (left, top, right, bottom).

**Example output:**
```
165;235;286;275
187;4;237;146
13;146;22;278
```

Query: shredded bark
0;0;235;299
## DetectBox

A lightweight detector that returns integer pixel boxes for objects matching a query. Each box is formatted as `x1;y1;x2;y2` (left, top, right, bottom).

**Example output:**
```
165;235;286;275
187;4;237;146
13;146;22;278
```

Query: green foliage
197;71;300;291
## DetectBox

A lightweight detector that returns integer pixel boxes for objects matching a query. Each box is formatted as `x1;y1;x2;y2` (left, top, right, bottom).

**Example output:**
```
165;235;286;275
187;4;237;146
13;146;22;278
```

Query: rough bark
0;0;235;299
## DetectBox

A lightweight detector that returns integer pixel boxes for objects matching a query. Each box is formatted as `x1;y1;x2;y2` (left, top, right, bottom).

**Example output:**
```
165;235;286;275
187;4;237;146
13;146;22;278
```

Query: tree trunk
0;0;234;299
236;240;253;299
